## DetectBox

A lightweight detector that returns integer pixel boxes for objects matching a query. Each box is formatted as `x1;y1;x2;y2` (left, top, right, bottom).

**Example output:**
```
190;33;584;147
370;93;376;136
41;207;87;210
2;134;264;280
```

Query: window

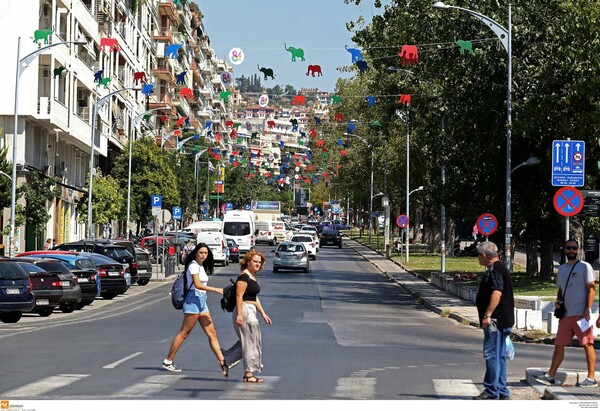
223;222;250;236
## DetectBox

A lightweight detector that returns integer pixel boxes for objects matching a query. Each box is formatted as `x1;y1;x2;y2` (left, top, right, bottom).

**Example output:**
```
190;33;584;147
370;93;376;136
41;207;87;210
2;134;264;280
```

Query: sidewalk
345;237;600;401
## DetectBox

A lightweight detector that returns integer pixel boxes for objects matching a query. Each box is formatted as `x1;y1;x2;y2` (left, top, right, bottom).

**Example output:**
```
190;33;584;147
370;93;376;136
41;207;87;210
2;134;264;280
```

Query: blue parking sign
151;195;162;207
172;206;182;220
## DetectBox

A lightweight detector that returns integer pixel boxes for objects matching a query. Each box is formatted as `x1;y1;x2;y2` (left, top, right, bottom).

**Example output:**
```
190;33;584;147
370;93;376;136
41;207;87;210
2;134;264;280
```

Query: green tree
20;170;59;247
76;169;125;229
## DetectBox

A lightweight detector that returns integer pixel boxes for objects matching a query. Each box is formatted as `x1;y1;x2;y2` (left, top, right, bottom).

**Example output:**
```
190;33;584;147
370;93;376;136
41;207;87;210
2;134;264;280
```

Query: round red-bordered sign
396;214;410;228
553;186;584;217
476;213;498;236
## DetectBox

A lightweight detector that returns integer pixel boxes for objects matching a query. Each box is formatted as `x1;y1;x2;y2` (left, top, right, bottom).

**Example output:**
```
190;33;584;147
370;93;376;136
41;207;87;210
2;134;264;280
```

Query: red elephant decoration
398;94;411;105
292;95;306;106
306;65;323;77
225;120;234;128
398;45;418;65
334;113;345;123
179;87;194;99
133;71;147;85
267;120;276;128
175;117;186;127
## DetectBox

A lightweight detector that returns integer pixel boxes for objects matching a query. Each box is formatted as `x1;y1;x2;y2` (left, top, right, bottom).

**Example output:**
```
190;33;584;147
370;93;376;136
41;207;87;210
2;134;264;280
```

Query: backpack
220;278;237;312
170;271;192;310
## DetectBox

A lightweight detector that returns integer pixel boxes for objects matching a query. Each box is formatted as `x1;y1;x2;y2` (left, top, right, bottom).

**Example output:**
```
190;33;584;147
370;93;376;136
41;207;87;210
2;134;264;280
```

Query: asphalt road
0;244;585;403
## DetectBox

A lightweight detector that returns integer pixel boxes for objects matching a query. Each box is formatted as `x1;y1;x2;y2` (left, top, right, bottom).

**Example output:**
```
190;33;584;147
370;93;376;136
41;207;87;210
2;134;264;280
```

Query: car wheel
0;312;22;323
101;292;116;300
269;240;275;246
59;303;76;313
137;279;150;286
338;243;342;248
303;267;309;273
37;307;53;317
76;301;86;310
225;259;229;266
273;267;279;273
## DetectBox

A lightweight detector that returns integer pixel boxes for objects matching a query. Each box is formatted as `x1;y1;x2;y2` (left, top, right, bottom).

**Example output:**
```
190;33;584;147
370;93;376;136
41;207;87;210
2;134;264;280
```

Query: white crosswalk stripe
1;374;90;397
433;379;480;400
333;377;377;400
219;376;280;400
115;374;188;397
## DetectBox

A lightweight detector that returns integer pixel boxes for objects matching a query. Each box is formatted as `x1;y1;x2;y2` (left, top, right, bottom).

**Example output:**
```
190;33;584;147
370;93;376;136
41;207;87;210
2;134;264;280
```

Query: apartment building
0;0;233;252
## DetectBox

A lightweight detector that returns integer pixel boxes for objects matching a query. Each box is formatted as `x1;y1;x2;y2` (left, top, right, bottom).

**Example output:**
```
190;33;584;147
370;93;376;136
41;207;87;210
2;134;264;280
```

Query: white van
184;220;223;235
196;231;229;266
222;210;257;254
255;220;278;245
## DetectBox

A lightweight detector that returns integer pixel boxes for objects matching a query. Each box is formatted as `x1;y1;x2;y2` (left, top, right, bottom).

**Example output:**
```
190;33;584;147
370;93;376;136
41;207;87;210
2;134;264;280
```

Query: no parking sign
396;214;409;228
476;213;498;236
553;186;584;217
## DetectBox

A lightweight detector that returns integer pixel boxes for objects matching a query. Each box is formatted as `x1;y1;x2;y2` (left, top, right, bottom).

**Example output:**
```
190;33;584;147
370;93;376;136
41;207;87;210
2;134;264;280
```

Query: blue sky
194;0;390;93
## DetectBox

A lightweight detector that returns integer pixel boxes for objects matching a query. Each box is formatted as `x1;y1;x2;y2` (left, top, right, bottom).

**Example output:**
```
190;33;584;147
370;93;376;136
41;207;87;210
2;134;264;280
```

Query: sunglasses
564;246;578;250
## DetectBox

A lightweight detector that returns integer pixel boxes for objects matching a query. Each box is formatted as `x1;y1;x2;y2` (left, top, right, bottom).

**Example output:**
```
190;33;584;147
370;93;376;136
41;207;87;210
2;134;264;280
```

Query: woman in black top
221;250;272;383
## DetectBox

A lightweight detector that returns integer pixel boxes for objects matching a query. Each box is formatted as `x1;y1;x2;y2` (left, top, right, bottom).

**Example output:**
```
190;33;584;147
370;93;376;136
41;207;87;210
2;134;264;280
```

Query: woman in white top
162;243;229;377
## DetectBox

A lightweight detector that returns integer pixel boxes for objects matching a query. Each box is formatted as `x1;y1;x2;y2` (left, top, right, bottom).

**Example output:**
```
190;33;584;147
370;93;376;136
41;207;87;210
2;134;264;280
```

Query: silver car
272;242;310;273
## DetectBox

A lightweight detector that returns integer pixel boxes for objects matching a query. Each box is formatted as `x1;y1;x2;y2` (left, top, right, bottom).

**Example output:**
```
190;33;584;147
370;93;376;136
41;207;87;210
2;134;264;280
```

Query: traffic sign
476;213;498;236
396;214;409;228
210;195;223;200
552;140;585;187
156;209;172;225
582;191;600;217
172;206;182;221
553;186;584;216
151;195;162;216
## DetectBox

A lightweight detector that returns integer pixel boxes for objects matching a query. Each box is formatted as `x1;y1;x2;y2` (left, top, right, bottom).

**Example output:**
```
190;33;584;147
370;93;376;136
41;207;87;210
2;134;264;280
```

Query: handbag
554;261;578;319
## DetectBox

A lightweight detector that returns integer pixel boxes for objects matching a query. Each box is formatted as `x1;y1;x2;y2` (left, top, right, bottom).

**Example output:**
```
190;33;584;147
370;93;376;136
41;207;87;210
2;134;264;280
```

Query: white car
196;231;230;266
298;226;320;250
290;234;318;260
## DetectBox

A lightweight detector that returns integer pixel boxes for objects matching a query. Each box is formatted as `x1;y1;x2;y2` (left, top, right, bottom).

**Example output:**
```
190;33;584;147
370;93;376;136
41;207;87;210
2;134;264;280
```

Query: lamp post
344;132;385;243
87;87;140;239
432;1;513;270
511;156;541;174
406;185;424;262
126;107;170;240
10;35;87;256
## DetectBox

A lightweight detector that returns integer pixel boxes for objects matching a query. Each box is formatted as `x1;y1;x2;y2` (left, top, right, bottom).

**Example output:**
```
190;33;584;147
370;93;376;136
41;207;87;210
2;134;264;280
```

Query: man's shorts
555;316;594;346
183;290;209;314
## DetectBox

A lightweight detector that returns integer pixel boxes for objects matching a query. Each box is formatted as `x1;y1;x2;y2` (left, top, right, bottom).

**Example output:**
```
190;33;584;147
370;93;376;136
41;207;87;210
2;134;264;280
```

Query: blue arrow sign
552;140;585;187
172;206;182;220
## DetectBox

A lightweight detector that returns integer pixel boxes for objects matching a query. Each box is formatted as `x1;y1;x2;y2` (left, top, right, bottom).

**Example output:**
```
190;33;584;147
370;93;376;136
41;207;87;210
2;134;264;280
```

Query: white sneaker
162;361;182;372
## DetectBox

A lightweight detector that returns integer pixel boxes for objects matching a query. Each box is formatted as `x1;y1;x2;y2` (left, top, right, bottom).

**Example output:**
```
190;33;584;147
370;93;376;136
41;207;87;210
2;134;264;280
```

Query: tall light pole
87;87;140;239
344;132;385;243
432;1;512;270
126;106;170;240
10;35;87;256
406;185;424;262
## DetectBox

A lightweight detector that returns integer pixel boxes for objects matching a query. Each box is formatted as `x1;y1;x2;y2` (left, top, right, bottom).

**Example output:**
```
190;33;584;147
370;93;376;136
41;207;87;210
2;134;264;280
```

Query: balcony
148;92;172;110
152;59;175;83
158;0;177;19
153;27;174;43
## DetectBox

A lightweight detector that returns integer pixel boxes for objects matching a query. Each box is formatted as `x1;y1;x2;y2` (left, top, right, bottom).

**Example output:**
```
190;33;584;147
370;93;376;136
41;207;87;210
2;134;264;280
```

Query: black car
13;257;84;313
80;253;128;299
133;247;152;285
227;239;240;263
14;261;63;317
0;260;35;323
54;242;139;285
319;229;343;248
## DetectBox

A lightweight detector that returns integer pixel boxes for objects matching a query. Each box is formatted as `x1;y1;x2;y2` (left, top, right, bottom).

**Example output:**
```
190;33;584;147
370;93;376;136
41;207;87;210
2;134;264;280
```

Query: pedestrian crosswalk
0;374;485;400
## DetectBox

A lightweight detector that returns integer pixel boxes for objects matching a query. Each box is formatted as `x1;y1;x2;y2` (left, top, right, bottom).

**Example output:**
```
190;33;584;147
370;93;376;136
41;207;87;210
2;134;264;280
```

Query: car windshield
36;261;71;274
278;244;304;252
292;236;312;243
322;230;338;235
223;222;250;236
86;253;121;264
0;262;29;280
72;258;96;270
16;262;46;274
100;247;133;259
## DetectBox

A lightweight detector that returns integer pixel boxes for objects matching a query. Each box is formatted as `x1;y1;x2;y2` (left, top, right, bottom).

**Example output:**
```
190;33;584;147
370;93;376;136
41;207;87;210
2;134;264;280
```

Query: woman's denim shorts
183;290;209;314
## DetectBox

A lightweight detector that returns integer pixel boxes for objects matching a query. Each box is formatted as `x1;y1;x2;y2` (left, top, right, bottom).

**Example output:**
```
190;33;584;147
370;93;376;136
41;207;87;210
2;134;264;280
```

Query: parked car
12;257;82;313
53;242;139;285
14;261;63;317
227;239;240;263
255;220;279;245
290;234;318;260
79;239;151;286
272;242;310;273
16;251;98;308
298;226;320;251
80;253;128;299
319;229;343;248
0;260;36;323
134;247;152;285
139;237;176;264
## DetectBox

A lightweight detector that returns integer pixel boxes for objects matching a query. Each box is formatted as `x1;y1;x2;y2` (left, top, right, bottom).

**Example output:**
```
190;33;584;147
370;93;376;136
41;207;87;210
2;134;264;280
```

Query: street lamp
406;185;424;262
10;35;87;256
343;132;385;243
87;86;140;239
125;106;170;240
432;1;513;270
511;156;541;174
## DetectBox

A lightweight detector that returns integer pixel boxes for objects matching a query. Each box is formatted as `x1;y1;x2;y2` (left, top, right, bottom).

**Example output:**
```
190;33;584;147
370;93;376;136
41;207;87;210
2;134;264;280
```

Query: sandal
243;374;264;383
219;360;229;378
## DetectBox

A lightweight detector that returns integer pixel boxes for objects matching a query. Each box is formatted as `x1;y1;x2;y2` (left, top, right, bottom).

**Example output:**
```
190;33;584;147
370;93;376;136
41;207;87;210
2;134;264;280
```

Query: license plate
61;281;71;287
37;299;49;305
108;271;120;277
6;288;19;295
138;269;148;273
78;278;89;283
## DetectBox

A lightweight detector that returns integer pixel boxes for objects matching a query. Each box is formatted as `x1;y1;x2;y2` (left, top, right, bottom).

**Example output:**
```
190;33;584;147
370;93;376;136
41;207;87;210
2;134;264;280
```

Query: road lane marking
333;377;376;400
1;374;90;397
219;376;280;400
114;374;187;397
433;379;480;400
103;352;143;369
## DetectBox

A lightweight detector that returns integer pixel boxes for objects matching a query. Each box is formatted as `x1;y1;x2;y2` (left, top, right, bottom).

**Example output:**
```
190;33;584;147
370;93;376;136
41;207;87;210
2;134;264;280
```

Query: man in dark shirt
473;241;515;400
